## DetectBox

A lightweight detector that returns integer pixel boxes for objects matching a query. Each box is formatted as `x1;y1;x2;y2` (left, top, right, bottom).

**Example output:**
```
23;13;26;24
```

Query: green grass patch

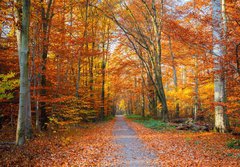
103;115;115;122
126;114;175;131
227;139;240;149
227;153;234;157
194;140;200;145
126;114;145;120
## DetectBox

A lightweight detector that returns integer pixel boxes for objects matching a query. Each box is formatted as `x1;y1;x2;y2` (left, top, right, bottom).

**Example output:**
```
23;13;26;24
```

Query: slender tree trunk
168;35;179;118
40;20;50;130
15;0;31;145
152;0;168;122
100;42;106;120
192;0;199;121
141;73;145;117
35;74;40;130
40;43;48;130
100;20;110;119
76;0;89;98
40;0;54;130
212;0;230;132
89;42;94;109
76;56;81;97
182;66;187;86
193;55;199;121
31;19;40;131
89;5;96;109
25;79;32;139
147;67;157;118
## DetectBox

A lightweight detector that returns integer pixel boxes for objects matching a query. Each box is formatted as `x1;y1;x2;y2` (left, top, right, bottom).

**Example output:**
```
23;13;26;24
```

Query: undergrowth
103;115;115;122
227;139;240;149
126;114;175;131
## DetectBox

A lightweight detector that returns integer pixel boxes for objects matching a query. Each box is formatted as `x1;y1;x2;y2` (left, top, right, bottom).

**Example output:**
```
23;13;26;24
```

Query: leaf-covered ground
0;120;116;166
1;117;240;166
126;118;240;167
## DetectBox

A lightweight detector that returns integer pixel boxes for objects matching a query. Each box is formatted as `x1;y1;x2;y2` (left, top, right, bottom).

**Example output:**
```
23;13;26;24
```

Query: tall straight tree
100;18;111;120
15;0;31;145
212;0;229;132
168;35;179;118
40;0;54;130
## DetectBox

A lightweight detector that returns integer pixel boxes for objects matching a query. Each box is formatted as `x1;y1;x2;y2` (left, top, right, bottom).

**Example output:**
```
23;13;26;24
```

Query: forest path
105;115;157;166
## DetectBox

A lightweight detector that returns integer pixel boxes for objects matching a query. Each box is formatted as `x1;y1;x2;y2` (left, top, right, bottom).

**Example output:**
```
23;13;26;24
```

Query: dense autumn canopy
0;0;240;166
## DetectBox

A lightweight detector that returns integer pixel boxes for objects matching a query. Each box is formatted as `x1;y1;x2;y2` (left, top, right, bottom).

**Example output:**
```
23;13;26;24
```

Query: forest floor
0;120;117;166
127;117;240;167
1;116;240;166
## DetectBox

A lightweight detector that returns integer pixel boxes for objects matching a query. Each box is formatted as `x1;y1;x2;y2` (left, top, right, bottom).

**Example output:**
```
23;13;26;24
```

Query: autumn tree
212;0;230;132
14;0;32;145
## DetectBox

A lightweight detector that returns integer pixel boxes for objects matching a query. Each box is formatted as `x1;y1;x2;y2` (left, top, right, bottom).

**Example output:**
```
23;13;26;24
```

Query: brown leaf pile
127;119;240;167
0;120;116;166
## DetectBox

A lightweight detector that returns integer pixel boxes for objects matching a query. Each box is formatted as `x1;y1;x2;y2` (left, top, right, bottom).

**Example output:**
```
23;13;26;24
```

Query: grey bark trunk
193;55;199;121
15;0;31;145
25;79;32;139
212;0;230;132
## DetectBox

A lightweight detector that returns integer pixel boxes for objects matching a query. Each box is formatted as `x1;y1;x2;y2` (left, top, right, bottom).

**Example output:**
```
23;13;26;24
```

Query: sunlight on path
103;115;159;167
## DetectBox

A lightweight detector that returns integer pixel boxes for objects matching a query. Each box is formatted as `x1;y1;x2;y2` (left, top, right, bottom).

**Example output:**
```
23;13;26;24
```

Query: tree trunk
182;66;187;86
40;45;48;130
89;42;94;109
40;0;54;130
212;0;230;132
152;0;168;122
192;0;199;121
31;18;40;131
35;74;40;130
147;70;157;118
141;72;145;117
100;20;110;120
15;0;31;145
76;56;81;98
100;42;106;120
193;55;199;121
168;35;179;118
25;79;32;139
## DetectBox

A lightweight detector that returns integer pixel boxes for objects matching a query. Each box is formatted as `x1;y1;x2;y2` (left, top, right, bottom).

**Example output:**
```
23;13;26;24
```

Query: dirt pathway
104;115;158;166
